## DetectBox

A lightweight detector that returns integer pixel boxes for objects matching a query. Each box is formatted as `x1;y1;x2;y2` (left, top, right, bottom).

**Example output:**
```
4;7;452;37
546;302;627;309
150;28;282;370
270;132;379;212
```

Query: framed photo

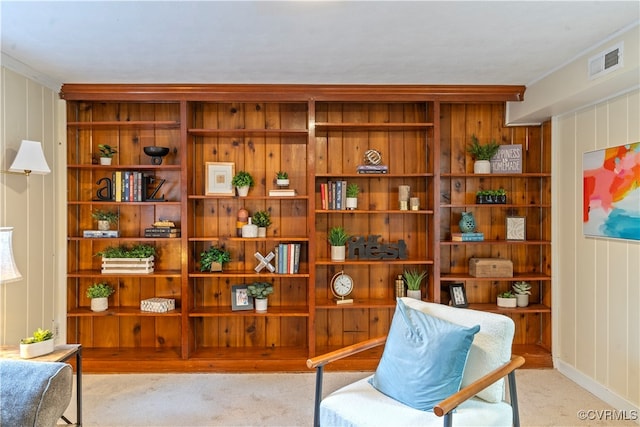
449;283;468;308
506;216;526;241
231;285;254;311
206;162;234;195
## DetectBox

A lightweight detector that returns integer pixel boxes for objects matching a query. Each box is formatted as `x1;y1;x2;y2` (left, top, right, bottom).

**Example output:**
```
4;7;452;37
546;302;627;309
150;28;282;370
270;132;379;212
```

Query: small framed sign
449;283;468;308
231;285;254;311
506;216;526;241
491;144;522;173
206;162;234;195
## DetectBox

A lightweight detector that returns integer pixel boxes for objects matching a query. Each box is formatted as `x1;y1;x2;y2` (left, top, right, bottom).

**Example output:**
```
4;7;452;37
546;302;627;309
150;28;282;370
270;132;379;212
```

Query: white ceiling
1;1;639;89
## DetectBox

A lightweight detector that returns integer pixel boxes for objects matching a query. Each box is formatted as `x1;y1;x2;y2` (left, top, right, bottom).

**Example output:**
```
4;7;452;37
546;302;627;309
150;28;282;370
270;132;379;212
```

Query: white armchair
308;298;525;427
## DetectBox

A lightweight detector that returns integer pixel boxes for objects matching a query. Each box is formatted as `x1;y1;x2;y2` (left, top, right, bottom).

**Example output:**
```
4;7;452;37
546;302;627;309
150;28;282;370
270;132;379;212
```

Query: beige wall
554;89;640;413
0;66;62;345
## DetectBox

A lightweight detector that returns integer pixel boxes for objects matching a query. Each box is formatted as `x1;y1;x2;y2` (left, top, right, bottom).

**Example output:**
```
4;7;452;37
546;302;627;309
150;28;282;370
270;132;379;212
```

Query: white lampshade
0;227;22;283
8;140;51;175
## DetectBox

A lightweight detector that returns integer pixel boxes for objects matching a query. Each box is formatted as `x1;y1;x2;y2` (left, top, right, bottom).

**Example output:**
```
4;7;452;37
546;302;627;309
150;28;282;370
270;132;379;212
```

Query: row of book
274;243;302;274
111;171;151;202
144;226;180;238
451;232;484;241
319;181;349;210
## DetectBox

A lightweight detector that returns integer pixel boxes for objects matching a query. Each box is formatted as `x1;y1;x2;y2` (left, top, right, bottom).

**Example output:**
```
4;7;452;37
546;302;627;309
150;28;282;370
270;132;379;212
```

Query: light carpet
62;369;637;427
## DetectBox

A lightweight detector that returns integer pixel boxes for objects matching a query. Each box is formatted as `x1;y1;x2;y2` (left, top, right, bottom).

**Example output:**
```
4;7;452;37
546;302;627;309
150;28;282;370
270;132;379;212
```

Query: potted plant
20;328;54;359
86;282;115;312
403;269;427;300
475;189;507;204
328;226;350;261
512;281;532;307
497;290;517;308
97;144;117;165
246;281;274;312
276;171;289;187
345;183;359;210
96;244;156;273
231;170;254;197
252;210;271;238
200;245;231;272
91;208;118;231
466;134;500;174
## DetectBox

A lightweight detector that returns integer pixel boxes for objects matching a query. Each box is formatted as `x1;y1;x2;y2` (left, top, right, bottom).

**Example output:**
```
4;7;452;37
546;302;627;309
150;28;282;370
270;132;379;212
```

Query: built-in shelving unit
62;84;549;372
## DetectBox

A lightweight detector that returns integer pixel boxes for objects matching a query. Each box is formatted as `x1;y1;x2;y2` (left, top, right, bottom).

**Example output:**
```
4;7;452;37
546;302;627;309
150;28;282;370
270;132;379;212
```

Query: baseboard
556;359;639;424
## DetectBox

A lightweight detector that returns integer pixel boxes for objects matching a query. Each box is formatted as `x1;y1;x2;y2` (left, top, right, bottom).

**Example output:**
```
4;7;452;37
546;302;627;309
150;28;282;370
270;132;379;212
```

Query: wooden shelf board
440;240;551;245
189;306;309;317
68;236;181;242
188;236;309;242
441;172;551;178
188;195;308;200
316;209;434;214
440;273;551;281
315;299;396;309
68;269;182;278
68;307;182;317
68;201;181;206
513;344;553;368
315;259;433;265
67;164;181;170
440;203;551;208
188;128;308;137
68;120;180;128
466;303;551;314
315;122;434;131
189;271;309;278
315;173;433;178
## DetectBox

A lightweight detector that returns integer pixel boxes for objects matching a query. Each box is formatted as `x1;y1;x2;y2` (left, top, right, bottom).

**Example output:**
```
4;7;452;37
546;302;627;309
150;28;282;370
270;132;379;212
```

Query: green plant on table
20;328;53;344
403;269;427;291
466;134;500;160
246;281;274;299
231;171;254;188
86;282;115;299
95;244;156;259
328;226;350;246
200;246;231;272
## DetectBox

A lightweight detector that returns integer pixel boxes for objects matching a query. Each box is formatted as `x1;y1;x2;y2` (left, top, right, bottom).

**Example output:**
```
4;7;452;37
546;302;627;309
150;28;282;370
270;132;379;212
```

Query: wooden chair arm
306;336;387;369
433;355;525;417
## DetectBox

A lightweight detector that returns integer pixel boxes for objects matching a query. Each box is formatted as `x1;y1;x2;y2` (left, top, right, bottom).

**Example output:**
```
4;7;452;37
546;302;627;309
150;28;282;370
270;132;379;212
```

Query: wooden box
468;258;513;278
102;256;154;274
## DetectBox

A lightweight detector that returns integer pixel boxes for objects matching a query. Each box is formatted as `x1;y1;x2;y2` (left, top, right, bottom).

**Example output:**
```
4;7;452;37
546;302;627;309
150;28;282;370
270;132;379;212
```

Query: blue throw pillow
369;299;480;411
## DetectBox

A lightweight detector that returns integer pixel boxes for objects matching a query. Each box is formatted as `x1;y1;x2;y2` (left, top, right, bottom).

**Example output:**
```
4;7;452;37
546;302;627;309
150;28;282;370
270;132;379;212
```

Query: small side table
0;344;82;426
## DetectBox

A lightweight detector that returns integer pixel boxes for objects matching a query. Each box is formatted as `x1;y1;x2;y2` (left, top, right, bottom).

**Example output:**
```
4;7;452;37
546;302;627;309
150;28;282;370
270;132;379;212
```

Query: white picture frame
205;162;234;195
506;216;526;241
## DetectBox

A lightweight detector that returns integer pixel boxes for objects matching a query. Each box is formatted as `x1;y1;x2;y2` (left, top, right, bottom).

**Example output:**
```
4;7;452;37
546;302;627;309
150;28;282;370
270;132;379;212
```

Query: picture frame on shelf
206;162;235;195
231;285;253;311
449;282;468;308
506;216;526;240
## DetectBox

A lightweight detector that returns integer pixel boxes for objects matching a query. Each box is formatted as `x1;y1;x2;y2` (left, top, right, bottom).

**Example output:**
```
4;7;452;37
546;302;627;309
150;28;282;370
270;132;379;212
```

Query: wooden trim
306;336;387;368
60;84;525;102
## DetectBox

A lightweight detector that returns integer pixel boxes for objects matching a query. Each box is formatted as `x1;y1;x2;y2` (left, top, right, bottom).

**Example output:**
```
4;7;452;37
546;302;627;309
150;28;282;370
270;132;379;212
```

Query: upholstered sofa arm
434;355;525;417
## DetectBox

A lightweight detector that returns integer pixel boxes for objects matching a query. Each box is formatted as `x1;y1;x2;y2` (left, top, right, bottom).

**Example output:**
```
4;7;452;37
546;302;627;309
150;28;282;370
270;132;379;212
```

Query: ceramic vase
516;294;529;307
330;245;346;262
236;186;250;197
497;297;517;308
406;289;422;300
474;160;491;174
255;298;268;313
99;157;112;165
97;220;110;231
345;197;358;210
91;297;108;312
459;212;477;233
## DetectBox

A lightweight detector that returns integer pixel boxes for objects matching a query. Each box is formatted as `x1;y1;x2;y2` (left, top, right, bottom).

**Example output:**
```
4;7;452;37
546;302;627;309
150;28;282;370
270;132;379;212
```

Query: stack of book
144;221;180;238
274;243;302;274
83;230;120;238
357;164;388;174
269;188;297;197
451;232;484;242
319;180;348;210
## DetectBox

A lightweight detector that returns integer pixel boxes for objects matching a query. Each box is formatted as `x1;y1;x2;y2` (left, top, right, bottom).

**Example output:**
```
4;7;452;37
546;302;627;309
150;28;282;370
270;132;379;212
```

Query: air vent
589;42;623;80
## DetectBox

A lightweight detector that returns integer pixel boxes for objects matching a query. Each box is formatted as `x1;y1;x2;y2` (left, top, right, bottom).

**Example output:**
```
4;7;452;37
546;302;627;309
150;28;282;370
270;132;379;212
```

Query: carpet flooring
62;369;637;426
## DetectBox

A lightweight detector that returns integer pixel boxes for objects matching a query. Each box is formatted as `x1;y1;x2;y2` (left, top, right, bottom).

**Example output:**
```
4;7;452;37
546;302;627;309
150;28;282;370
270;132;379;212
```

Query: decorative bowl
143;146;170;164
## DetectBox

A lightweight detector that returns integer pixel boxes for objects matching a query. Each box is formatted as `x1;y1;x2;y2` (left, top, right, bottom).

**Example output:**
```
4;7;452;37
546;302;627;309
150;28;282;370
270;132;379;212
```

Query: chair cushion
369;298;480;411
401;298;515;402
322;375;513;427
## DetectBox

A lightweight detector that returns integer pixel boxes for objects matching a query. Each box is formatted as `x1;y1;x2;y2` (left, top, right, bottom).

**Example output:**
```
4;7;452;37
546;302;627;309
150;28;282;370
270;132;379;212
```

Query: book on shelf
451;232;484;242
269;188;297;197
320;180;348;210
83;230;120;238
144;226;180;238
274;243;301;274
357;164;388;174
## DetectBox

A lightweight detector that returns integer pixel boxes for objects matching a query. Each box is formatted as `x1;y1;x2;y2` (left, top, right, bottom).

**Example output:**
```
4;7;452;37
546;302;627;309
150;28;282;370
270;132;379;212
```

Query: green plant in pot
512;281;532;307
276;171;289;187
231;171;254;197
20;328;54;358
467;134;500;174
328;226;350;261
91;209;119;231
96;244;155;259
345;183;359;210
252;210;271;237
403;269;427;300
247;281;274;312
200;246;231;272
86;282;115;312
97;144;117;165
475;188;507;204
497;290;517;308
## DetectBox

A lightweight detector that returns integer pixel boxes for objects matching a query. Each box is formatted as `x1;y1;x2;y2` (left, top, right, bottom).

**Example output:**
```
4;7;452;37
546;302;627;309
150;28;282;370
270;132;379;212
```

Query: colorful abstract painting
583;142;640;241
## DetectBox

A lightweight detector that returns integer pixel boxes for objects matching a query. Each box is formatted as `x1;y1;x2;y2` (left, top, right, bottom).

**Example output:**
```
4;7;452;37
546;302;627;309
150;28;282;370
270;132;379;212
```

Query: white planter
346;197;358;210
276;179;289;187
236;186;250;197
20;339;54;359
516;294;529;307
97;220;110;231
330;245;346;262
474;160;491;174
406;289;422;300
497;297;517;308
257;227;267;238
99;157;112;165
255;298;268;313
91;297;109;312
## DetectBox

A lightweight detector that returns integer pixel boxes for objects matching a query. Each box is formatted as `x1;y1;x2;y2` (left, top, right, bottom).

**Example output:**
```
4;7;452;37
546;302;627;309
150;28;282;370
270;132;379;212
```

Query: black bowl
143;146;170;157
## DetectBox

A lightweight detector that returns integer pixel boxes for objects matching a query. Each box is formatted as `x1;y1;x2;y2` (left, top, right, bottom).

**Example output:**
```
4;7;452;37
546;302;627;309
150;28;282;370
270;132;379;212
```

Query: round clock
331;270;354;304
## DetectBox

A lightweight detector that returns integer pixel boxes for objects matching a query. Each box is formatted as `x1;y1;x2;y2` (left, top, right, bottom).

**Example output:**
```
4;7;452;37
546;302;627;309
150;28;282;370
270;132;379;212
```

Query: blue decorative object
459;212;477;233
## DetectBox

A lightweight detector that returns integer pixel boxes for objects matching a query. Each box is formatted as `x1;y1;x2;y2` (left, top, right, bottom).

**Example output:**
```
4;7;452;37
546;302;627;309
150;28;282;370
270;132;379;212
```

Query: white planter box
497;297;517;308
20;339;54;359
102;256;154;274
